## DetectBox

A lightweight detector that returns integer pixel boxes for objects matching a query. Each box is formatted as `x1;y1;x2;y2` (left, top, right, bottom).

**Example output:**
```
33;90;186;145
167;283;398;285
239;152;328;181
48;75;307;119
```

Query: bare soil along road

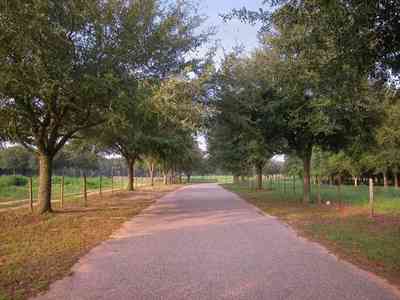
34;184;400;300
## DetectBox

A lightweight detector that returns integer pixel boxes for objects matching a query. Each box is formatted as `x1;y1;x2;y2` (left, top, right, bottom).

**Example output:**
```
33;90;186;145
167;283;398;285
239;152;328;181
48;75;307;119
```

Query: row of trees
208;0;400;202
0;0;211;213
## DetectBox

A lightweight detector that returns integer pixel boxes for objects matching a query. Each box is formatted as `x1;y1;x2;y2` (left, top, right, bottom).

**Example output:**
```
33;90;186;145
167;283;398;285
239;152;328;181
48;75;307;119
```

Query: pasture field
260;177;400;214
0;175;163;208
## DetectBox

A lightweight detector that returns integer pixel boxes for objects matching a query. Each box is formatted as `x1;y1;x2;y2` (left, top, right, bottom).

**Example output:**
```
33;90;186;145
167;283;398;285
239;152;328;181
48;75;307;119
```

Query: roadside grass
223;182;400;288
0;184;182;300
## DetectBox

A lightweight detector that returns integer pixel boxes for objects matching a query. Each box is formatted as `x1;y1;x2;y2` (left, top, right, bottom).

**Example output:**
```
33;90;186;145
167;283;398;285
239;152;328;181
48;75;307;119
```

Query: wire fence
0;175;165;210
243;175;400;216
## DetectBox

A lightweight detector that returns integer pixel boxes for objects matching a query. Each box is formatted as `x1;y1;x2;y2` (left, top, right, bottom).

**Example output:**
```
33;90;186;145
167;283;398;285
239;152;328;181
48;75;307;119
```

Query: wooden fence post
133;165;136;190
99;175;102;198
283;176;286;194
83;174;87;207
120;170;123;190
29;177;33;213
369;178;374;218
60;176;64;208
111;169;114;195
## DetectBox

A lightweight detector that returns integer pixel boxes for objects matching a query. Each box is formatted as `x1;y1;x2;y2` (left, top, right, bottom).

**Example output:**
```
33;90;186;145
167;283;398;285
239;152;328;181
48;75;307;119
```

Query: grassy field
260;177;400;214
0;175;163;205
223;180;400;288
0;184;182;300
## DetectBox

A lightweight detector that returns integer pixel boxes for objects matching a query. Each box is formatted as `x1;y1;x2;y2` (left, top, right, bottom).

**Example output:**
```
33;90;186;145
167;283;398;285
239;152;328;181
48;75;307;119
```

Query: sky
197;0;264;62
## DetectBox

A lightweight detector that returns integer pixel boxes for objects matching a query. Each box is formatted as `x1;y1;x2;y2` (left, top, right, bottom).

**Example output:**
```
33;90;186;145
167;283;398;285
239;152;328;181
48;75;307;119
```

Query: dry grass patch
0;184;182;300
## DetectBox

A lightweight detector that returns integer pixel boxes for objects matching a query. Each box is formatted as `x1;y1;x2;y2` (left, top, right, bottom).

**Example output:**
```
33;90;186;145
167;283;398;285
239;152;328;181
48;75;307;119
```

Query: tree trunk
150;168;154;186
233;175;239;184
302;151;312;203
394;172;399;189
163;173;168;185
127;158;135;191
187;174;191;183
353;176;358;187
38;153;53;214
256;164;263;190
316;176;321;204
147;162;155;186
383;171;388;188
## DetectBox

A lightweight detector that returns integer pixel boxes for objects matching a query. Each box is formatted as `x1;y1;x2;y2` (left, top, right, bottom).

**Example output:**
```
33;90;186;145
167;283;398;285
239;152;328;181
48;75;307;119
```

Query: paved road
35;184;399;300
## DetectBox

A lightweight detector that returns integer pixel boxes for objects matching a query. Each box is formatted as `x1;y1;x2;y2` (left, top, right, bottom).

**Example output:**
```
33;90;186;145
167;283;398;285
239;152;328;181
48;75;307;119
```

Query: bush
0;176;28;187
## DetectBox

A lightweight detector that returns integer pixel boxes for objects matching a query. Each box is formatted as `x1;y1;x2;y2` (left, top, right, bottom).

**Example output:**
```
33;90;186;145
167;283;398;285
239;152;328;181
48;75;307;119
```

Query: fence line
0;176;165;210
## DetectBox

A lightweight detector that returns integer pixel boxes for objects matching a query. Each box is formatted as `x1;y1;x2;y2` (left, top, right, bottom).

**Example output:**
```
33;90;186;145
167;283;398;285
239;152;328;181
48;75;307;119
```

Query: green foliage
0;176;28;187
283;155;302;177
207;52;272;176
0;0;121;155
226;0;400;76
216;1;386;202
90;0;211;178
0;0;212;211
0;146;36;174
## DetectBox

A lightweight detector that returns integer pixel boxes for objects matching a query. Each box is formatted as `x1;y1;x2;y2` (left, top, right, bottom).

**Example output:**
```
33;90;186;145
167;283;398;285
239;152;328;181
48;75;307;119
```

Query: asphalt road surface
34;183;400;300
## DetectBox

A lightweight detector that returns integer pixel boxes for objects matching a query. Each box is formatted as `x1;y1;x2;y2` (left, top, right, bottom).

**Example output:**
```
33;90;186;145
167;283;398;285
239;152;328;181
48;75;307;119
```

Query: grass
0;175;161;205
223;181;400;288
261;178;400;214
0;176;116;203
0;175;232;204
0;183;182;300
189;175;233;184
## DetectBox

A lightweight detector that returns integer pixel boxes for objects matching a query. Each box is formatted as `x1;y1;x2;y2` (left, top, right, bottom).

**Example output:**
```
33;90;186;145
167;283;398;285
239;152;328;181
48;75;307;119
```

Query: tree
149;76;205;184
220;2;384;202
284;155;303;179
0;1;128;213
92;0;210;190
62;142;100;175
207;52;273;188
180;143;204;183
254;5;382;202
225;0;400;78
0;146;36;175
375;87;400;187
0;0;210;212
208;124;251;183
